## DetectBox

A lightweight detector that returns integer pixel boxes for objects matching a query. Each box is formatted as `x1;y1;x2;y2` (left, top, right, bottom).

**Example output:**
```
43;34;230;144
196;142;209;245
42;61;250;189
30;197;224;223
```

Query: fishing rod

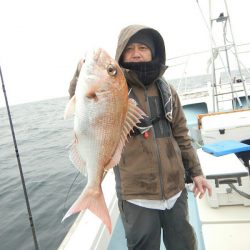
0;66;40;250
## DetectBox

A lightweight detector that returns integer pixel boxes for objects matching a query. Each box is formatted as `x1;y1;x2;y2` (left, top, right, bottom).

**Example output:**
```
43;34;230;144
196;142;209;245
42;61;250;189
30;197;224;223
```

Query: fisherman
68;25;212;250
114;25;212;250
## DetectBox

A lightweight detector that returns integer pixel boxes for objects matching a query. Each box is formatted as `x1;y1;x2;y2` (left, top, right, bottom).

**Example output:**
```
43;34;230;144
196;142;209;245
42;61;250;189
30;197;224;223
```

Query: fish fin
62;187;112;234
104;139;124;170
69;136;87;175
64;95;76;119
104;98;146;170
124;98;146;134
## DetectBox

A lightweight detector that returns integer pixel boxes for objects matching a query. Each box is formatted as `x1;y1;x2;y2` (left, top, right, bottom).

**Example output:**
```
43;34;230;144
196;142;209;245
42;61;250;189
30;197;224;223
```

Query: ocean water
0;97;87;250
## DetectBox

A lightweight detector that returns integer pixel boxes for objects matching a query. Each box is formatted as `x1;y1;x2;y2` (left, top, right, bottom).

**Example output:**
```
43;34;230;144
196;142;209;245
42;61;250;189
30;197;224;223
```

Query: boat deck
59;94;250;250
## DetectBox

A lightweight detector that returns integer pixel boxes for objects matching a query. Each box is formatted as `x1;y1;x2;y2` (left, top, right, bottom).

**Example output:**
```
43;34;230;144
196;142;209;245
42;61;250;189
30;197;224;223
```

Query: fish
63;48;145;233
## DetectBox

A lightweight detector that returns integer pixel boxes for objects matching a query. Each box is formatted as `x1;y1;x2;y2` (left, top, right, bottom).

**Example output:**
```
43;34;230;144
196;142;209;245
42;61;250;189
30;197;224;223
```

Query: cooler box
199;110;250;144
197;148;250;207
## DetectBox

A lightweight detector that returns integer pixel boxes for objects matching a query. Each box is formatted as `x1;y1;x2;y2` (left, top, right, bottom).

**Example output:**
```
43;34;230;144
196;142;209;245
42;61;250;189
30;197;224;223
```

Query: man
113;25;212;250
68;24;212;250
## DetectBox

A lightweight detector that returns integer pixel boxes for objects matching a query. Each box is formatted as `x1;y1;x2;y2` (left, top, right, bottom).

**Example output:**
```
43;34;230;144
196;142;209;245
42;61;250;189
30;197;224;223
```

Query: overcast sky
1;0;250;107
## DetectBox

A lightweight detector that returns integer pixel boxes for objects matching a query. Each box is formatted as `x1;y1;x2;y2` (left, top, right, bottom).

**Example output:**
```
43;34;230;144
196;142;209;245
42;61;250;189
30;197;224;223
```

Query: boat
59;1;250;249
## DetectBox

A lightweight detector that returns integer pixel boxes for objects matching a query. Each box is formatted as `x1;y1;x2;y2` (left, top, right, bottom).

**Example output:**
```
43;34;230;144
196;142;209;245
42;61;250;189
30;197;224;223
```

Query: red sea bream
63;48;145;233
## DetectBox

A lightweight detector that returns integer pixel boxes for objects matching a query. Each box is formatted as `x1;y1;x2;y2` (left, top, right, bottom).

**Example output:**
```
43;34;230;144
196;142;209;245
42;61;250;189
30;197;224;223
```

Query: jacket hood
115;25;166;66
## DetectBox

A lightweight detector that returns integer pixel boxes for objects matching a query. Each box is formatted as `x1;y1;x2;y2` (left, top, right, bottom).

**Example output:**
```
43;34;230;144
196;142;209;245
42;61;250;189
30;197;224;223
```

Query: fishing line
63;171;80;217
0;66;40;250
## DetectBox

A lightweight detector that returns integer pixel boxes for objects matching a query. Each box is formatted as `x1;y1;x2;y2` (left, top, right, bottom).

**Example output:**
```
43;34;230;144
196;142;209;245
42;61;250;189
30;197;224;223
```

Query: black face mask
121;59;161;85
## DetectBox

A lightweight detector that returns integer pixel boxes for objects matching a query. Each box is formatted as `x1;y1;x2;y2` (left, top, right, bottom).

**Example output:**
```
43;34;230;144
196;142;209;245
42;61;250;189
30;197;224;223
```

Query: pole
0;65;39;250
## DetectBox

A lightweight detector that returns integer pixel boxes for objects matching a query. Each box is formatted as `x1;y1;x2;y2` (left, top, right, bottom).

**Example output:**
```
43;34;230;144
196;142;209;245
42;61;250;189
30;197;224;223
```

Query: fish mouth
82;48;103;76
93;48;103;62
85;48;111;66
85;48;104;64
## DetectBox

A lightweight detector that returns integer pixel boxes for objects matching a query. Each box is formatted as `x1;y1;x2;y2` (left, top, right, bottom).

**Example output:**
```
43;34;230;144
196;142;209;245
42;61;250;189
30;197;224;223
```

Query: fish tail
62;187;112;233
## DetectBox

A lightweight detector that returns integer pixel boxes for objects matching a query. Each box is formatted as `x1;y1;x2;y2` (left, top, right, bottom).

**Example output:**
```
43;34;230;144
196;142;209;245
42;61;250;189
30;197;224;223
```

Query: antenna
196;0;250;112
208;0;250;111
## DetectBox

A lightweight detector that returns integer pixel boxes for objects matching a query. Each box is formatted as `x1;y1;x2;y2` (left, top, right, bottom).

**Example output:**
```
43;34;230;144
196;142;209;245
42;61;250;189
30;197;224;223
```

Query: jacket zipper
144;87;166;200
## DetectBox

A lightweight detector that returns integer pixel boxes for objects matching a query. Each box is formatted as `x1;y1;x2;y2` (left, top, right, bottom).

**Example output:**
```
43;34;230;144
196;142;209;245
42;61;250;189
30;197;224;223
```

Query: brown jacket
113;25;203;200
68;58;84;99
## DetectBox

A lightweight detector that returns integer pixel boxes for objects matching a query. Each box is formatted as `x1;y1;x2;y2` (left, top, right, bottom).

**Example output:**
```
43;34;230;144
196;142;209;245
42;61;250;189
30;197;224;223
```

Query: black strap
128;87;163;136
128;79;172;136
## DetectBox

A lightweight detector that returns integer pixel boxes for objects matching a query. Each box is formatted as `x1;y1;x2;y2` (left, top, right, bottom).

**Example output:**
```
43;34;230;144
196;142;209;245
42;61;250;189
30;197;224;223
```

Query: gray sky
1;0;250;107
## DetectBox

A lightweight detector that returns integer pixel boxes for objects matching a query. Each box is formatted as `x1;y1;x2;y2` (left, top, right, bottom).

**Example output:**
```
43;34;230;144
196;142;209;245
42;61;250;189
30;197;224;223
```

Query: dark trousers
118;189;197;250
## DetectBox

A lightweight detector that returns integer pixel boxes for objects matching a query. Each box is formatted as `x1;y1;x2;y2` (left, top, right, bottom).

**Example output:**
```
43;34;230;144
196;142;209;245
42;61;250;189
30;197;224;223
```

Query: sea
0;97;87;250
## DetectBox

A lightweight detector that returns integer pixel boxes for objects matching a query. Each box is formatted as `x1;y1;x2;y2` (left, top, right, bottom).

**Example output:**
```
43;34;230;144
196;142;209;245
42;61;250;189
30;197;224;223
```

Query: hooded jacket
113;25;203;200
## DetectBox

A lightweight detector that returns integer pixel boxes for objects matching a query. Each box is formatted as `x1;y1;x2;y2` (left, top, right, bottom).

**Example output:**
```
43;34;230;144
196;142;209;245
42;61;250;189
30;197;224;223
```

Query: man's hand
192;175;212;199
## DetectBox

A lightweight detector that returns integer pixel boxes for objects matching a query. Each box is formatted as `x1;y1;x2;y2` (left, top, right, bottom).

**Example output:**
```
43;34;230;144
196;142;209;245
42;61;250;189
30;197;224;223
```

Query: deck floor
108;189;205;250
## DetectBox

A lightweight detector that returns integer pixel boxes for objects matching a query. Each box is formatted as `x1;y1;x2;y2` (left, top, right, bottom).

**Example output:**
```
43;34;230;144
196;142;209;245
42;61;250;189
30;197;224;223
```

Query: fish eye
107;64;117;76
